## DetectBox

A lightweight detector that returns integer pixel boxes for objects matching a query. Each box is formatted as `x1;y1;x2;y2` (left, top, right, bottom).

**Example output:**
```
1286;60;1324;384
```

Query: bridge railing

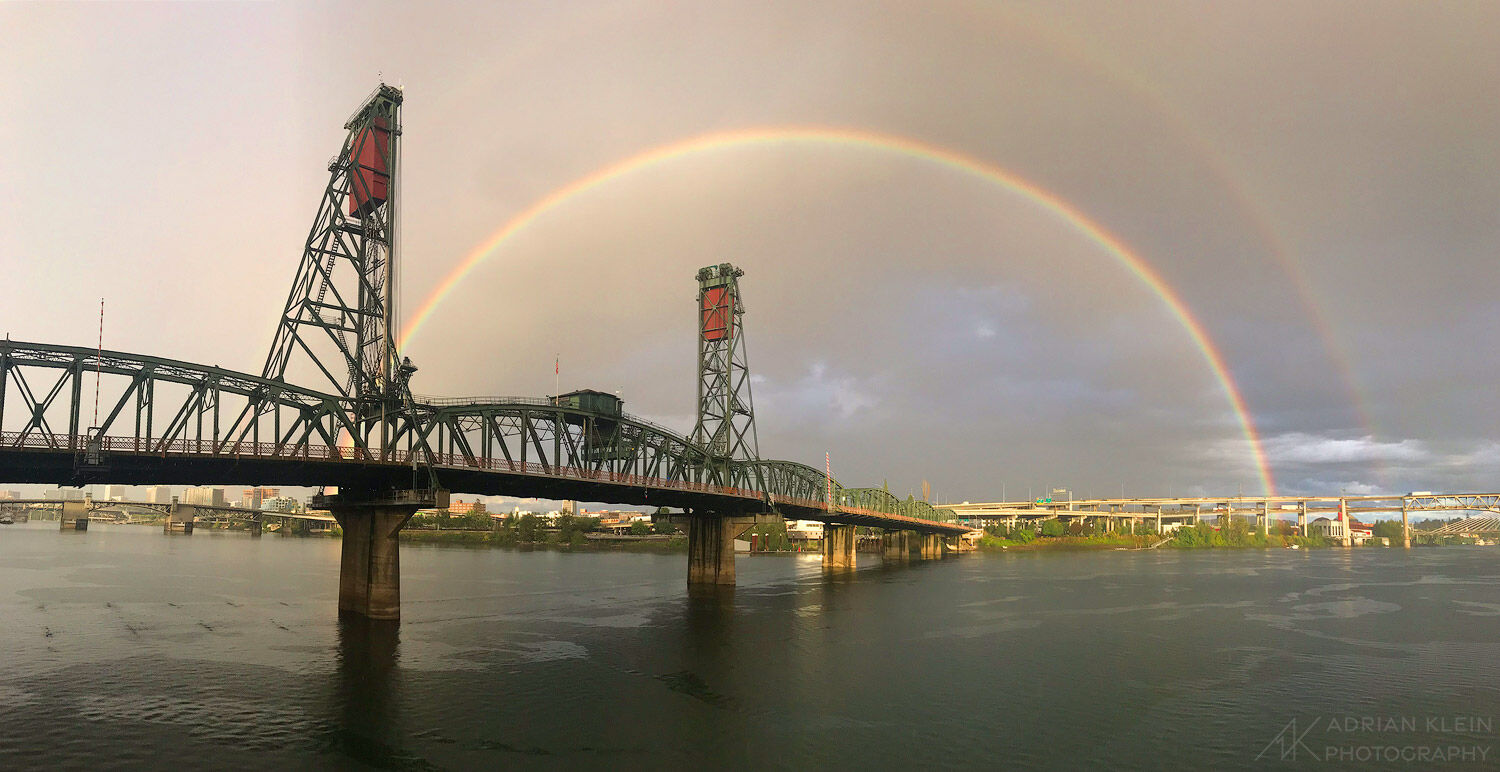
0;430;765;503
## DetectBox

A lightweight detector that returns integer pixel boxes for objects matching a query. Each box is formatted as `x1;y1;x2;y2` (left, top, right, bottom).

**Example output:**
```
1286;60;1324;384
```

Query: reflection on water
1;522;1499;770
328;614;404;764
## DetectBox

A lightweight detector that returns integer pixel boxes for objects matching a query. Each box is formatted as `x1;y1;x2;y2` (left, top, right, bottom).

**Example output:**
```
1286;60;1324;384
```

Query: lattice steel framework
691;263;760;490
258;84;425;463
1;341;357;459
263;86;405;407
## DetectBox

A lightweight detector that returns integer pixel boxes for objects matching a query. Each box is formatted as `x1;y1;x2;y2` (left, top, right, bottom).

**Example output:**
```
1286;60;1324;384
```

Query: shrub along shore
979;519;1336;550
397;512;687;551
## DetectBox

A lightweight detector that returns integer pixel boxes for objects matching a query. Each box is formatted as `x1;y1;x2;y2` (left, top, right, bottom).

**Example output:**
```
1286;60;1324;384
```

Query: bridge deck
0;434;967;535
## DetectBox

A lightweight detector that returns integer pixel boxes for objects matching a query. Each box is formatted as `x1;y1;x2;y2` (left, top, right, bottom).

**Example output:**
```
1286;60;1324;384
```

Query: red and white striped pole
93;298;104;428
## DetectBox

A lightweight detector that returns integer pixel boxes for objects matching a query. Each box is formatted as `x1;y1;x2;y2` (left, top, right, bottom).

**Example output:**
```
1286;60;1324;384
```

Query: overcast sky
2;1;1497;503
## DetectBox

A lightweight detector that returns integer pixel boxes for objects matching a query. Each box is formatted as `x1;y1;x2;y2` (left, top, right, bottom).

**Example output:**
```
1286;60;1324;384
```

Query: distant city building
0;490;20;500
241;487;281;510
45;487;86;502
787;520;824;539
448;499;484;515
183;487;226;507
104;485;129;501
147;486;174;504
1314;515;1374;539
261;496;299;513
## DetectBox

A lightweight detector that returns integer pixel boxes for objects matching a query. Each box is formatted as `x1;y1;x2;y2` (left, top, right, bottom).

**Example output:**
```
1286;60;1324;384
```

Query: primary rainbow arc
397;126;1276;496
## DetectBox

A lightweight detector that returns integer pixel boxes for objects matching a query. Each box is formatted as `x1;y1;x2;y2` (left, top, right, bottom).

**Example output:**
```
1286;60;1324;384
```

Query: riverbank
980;534;1155;551
399;528;689;552
979;527;1337;551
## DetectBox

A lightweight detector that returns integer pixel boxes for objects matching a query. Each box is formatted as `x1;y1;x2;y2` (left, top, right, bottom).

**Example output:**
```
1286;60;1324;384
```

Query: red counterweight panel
701;286;730;341
349;118;391;218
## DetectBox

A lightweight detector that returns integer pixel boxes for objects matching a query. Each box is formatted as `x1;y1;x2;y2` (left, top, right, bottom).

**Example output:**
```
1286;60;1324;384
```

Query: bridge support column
59;500;88;531
823;524;857;570
1401;502;1410;549
688;515;736;586
881;530;910;562
1298;503;1307;537
163;500;194;534
248;516;263;538
918;533;942;559
320;489;443;622
684;513;771;586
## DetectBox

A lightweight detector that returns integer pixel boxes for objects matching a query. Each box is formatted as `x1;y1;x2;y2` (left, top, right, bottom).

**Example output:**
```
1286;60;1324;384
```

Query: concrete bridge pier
881;530;911;562
1401;502;1410;549
59;500;88;531
319;488;443;622
685;512;776;586
163;500;194;534
823;524;857;570
1298;503;1308;537
248;516;263;537
918;533;943;559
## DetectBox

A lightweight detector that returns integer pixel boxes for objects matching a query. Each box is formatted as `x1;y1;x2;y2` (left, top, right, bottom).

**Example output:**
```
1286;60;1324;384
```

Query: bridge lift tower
691;263;761;491
261;83;421;458
262;83;439;620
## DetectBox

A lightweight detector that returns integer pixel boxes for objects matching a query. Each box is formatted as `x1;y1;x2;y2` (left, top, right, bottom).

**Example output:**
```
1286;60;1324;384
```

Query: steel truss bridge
0;340;959;531
0;84;963;620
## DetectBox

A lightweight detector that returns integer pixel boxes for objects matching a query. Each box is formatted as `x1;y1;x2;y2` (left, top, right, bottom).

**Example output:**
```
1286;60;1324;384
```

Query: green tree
1040;519;1065;538
630;521;651;536
516;513;541;542
1372;520;1405;541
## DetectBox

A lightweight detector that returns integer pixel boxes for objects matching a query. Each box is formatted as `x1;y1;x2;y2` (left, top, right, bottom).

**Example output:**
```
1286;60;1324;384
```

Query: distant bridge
0;84;963;620
946;493;1500;547
1425;517;1500;537
4;497;335;534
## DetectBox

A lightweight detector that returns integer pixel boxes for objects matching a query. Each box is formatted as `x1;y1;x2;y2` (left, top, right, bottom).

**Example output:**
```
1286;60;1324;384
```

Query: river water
1;521;1497;770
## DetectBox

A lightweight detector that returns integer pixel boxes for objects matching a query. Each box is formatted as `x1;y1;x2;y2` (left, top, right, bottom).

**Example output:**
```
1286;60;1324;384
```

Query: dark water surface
1;521;1498;770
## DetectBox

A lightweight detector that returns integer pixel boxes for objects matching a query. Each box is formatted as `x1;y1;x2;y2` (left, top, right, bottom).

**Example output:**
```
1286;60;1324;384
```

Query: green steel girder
411;401;717;490
0;340;356;459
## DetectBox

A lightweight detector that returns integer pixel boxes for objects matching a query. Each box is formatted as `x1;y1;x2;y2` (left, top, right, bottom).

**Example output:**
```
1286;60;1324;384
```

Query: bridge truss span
0;340;963;531
1;340;356;459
